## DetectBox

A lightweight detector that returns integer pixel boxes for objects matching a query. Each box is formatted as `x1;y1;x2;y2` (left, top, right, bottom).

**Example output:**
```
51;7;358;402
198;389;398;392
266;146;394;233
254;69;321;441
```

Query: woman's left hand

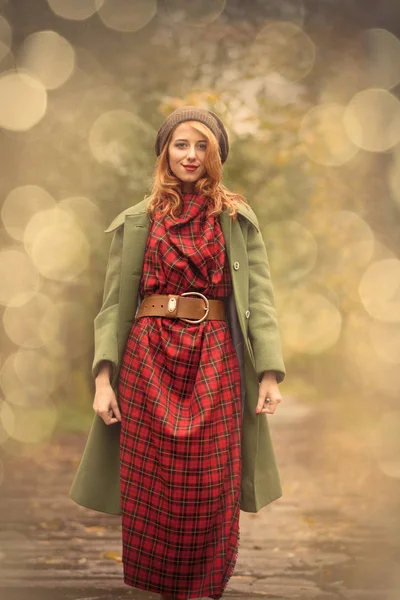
256;371;282;415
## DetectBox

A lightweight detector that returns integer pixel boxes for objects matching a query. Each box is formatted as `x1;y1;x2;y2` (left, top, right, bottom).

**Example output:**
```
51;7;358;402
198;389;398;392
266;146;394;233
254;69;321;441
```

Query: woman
70;106;286;600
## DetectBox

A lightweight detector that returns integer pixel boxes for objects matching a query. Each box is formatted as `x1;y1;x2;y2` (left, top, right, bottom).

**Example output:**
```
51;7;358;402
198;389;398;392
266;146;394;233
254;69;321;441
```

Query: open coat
69;196;286;514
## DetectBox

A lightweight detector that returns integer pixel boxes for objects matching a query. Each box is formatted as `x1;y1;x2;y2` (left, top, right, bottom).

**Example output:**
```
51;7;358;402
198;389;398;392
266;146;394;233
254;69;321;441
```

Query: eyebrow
174;138;207;142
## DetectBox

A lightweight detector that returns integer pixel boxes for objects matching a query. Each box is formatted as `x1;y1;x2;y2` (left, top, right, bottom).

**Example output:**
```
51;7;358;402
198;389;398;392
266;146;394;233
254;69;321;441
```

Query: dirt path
0;396;399;600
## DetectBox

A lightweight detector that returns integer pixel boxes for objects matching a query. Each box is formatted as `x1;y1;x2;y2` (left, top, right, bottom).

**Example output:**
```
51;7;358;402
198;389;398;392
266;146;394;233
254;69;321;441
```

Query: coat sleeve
247;220;286;384
92;226;123;384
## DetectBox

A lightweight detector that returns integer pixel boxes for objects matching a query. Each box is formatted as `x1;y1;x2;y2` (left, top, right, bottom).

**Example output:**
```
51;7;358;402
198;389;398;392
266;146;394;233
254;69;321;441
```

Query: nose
186;145;197;161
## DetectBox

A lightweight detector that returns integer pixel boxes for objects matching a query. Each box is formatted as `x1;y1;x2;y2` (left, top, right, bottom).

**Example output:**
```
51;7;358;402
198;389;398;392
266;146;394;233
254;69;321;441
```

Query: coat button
245;310;250;318
233;261;240;270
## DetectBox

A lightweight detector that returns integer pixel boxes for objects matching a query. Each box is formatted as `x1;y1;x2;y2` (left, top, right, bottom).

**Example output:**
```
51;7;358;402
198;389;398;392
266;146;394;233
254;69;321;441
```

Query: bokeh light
299;103;359;166
40;300;93;359
3;293;54;349
344;88;400;152
363;28;400;90
252;21;315;82
88;109;156;175
23;207;91;282
0;398;57;444
1;185;56;242
331;211;375;264
97;0;157;33
17;30;76;90
388;147;400;210
0;350;57;401
279;289;342;354
358;258;400;322
263;220;317;281
162;0;226;27
5;388;46;409
329;211;375;301
58;196;106;249
342;311;400;396
47;0;105;21
0;411;8;445
343;309;400;401
0;71;47;131
0;249;42;307
0;401;13;441
368;321;400;364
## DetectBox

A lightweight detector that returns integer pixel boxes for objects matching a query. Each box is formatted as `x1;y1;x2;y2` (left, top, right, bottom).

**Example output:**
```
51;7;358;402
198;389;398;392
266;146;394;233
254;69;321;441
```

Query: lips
182;165;198;171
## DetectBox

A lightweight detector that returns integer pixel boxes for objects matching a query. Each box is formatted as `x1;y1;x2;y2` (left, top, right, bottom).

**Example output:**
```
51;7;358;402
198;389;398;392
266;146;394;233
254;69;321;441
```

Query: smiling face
167;122;208;193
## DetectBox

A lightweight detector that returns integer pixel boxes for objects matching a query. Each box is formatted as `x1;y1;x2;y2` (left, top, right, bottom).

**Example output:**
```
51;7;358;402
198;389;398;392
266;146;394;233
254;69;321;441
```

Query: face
167;122;207;192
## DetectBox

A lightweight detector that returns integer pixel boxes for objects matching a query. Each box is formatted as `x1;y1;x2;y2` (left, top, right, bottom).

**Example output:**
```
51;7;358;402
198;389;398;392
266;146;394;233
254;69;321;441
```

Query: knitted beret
155;105;229;164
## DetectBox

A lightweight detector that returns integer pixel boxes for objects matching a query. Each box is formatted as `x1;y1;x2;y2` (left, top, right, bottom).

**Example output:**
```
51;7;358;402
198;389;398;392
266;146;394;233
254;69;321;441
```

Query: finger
262;404;277;414
261;397;281;414
102;413;119;425
99;409;117;424
256;391;268;413
256;394;279;414
111;402;122;422
259;397;281;411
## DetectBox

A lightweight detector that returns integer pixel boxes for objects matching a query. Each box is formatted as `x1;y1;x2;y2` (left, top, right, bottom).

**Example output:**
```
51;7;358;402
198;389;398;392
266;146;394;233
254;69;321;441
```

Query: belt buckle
180;291;210;324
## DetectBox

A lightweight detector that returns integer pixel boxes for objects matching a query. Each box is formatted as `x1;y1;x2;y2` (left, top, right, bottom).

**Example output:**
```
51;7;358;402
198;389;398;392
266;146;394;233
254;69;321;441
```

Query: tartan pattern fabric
118;193;242;600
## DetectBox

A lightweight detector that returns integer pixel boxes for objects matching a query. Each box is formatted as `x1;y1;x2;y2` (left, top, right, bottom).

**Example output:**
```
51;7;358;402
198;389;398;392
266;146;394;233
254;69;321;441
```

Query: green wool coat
69;196;286;514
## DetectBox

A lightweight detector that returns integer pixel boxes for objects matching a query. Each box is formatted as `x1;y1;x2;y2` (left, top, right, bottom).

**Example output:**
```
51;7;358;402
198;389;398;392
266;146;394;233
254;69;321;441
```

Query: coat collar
104;196;260;233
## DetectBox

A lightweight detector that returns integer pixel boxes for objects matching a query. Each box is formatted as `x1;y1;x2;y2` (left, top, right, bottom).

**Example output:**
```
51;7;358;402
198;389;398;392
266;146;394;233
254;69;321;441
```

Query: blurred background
1;0;399;454
0;1;400;598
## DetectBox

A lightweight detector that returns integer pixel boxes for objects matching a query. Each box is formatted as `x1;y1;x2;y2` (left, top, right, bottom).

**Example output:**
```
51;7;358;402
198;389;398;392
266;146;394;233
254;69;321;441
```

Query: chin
180;174;200;184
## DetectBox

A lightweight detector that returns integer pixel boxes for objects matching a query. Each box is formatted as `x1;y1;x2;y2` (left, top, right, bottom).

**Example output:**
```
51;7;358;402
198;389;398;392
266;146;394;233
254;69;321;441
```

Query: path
0;396;399;600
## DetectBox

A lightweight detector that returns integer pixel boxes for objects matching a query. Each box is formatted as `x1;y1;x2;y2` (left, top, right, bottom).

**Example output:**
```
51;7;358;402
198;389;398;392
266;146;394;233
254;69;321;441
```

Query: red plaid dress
118;193;242;600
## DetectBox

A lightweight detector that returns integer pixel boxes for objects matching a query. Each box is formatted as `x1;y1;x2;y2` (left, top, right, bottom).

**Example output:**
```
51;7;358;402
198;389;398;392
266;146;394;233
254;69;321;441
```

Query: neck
181;182;196;194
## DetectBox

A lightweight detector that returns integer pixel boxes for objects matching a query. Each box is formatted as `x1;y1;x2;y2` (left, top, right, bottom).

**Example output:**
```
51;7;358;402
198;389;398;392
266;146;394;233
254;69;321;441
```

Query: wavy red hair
145;120;250;221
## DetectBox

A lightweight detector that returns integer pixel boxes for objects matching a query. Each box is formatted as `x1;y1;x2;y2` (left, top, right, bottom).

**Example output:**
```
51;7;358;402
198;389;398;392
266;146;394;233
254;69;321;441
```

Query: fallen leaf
84;525;106;536
103;551;122;562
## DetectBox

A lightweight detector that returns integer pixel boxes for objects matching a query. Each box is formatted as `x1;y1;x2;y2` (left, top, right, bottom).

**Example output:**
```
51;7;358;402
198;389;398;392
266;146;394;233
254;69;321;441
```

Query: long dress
117;193;243;600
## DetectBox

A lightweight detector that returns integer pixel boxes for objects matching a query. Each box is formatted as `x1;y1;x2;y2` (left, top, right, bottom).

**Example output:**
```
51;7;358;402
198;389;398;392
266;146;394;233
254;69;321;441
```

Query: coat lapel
116;213;150;368
219;211;255;370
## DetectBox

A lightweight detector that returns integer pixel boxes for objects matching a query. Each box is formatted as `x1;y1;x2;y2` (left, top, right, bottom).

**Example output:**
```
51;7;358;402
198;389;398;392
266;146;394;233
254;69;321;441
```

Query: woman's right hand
93;361;121;425
93;384;121;425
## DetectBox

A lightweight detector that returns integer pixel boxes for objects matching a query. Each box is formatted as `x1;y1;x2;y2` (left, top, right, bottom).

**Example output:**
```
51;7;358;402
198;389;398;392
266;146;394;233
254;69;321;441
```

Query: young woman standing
70;106;286;600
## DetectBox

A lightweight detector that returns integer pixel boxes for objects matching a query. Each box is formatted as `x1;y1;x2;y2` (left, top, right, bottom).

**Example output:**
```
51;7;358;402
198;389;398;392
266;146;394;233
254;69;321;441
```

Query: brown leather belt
135;292;226;323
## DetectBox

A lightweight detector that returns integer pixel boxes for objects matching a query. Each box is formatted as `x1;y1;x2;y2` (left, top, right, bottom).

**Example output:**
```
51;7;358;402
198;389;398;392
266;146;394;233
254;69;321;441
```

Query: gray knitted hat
155;105;229;163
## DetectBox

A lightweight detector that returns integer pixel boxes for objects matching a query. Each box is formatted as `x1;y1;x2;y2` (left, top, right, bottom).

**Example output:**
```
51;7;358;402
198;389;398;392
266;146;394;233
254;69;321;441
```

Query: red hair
145;120;250;221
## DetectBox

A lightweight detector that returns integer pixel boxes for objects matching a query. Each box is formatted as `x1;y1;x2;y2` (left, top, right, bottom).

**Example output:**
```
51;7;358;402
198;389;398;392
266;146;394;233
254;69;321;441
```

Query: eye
175;142;186;148
198;143;207;151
